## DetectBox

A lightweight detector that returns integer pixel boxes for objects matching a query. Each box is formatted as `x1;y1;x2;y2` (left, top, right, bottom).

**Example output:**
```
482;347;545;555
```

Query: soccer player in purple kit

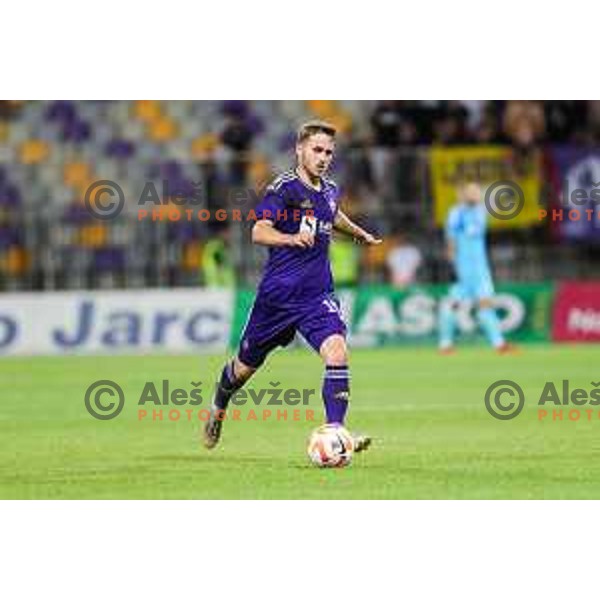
203;121;381;451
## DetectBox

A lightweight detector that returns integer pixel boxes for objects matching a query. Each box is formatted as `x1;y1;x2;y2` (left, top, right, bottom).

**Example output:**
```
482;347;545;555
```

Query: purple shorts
237;293;347;368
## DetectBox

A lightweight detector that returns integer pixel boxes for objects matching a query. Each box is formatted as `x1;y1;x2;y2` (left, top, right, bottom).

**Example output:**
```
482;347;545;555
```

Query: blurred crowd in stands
0;100;598;292
368;101;600;148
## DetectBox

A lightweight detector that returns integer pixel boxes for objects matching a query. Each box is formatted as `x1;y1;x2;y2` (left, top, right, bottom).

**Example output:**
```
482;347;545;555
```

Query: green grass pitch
1;344;599;499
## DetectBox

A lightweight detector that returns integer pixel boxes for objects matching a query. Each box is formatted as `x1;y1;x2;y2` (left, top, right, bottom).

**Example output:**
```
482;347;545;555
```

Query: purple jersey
254;170;341;306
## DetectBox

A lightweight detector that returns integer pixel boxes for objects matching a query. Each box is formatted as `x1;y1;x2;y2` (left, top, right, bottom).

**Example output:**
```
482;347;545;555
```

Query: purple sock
213;361;240;410
322;365;350;425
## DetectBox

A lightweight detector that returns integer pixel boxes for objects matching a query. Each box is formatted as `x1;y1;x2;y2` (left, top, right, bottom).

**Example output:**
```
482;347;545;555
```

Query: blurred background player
439;182;513;354
203;121;382;449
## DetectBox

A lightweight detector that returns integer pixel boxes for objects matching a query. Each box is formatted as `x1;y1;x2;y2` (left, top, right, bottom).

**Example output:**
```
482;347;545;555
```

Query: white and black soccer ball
307;424;354;468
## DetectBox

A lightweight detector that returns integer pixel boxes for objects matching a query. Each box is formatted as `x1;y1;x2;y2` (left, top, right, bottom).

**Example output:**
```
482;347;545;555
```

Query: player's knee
233;357;256;384
320;335;348;366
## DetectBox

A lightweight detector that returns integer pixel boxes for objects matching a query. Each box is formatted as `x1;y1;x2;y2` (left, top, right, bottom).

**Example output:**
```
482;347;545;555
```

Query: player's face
463;183;482;205
296;133;335;179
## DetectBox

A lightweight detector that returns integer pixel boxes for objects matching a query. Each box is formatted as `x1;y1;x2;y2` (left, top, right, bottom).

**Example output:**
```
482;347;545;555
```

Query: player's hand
355;232;382;245
289;231;315;248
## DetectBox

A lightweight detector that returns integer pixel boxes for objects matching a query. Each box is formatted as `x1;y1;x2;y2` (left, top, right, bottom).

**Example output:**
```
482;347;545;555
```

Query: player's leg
474;275;510;351
203;298;296;449
297;296;350;425
439;284;462;352
319;334;371;452
203;356;256;449
213;356;256;413
477;297;505;349
319;334;351;426
439;301;458;352
298;296;371;452
477;296;517;353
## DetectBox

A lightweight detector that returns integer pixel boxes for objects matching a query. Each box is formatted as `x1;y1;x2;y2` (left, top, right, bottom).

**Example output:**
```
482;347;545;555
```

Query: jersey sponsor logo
300;215;317;235
299;216;332;237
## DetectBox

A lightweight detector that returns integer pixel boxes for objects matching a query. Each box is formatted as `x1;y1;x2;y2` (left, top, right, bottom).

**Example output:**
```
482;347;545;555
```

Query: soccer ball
307;424;354;468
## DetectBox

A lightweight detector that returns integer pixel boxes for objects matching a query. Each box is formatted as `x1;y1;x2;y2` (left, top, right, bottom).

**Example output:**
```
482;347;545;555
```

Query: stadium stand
0;101;599;291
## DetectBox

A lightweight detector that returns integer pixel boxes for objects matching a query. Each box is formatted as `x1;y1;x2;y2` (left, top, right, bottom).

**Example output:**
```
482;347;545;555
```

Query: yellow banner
430;146;541;228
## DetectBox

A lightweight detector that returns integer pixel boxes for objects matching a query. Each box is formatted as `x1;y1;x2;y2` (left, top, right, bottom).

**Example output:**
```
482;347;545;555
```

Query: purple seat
94;247;125;272
162;160;183;177
0;227;20;250
45;100;78;123
221;100;249;118
105;139;136;159
0;184;22;207
147;161;197;201
171;177;198;200
64;202;91;224
62;120;91;143
247;114;264;136
146;160;182;181
168;222;197;242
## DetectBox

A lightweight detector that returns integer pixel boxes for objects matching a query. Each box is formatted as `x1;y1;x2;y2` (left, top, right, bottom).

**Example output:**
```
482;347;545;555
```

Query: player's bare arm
334;209;382;245
252;219;314;248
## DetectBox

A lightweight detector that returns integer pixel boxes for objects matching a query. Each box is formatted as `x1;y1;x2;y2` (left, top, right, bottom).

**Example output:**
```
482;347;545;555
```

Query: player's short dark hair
296;121;337;144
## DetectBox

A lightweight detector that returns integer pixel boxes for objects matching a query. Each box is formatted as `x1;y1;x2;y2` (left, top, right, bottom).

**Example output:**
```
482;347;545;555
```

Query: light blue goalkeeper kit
439;202;505;349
